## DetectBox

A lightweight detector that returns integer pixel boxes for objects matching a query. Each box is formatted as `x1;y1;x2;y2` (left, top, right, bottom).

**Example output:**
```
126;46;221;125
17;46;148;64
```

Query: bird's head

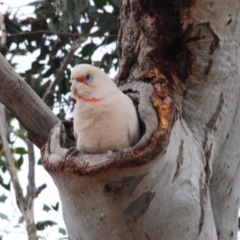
70;64;117;101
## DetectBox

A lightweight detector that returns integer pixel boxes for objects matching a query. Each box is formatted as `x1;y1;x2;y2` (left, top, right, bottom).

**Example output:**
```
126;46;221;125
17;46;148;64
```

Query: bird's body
70;64;140;154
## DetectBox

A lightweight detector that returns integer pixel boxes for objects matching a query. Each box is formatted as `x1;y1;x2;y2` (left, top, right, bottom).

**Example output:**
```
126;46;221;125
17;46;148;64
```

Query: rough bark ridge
117;0;193;133
42;0;240;239
117;0;193;84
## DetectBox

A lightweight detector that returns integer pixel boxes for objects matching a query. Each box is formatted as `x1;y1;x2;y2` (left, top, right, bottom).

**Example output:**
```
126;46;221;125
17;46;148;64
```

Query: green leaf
15;155;24;170
62;0;68;11
59;14;68;32
43;204;51;212
0;158;7;173
14;147;28;155
0;212;9;221
37;158;42;165
63;11;73;25
73;9;81;27
48;21;58;34
36;220;56;231
57;109;66;121
81;21;95;35
88;5;97;13
93;14;118;36
0;176;10;191
81;42;97;57
59;227;67;235
52;202;59;211
66;0;73;11
93;0;106;9
6;125;14;144
0;194;7;203
111;0;122;8
18;216;24;224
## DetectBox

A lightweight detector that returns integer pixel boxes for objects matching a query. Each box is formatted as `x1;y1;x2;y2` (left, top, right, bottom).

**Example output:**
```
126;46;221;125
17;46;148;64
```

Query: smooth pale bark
182;2;240;239
44;118;217;240
42;1;240;240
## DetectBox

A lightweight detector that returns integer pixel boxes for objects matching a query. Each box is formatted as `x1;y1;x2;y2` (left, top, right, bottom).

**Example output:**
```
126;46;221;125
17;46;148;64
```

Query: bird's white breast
73;92;140;154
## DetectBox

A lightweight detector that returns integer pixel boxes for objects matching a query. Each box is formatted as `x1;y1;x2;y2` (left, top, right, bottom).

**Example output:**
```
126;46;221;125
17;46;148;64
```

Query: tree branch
42;37;86;104
8;30;79;38
26;138;47;202
0;53;60;148
36;183;47;196
27;138;35;197
25;138;37;223
0;103;37;239
0;13;6;48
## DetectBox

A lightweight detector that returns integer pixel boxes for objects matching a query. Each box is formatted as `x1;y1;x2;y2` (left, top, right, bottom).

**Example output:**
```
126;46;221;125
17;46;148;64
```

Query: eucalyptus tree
0;0;240;239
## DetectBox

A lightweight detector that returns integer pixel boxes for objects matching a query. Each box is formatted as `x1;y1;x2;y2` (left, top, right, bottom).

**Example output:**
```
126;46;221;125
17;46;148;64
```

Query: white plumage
70;64;140;154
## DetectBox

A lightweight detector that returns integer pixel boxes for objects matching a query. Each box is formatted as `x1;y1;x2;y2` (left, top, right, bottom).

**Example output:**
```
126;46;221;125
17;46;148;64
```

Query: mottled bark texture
42;0;240;239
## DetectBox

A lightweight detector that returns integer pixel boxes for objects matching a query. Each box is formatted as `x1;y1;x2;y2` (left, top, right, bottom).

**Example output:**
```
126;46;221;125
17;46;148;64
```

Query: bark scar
203;92;224;151
124;191;156;222
103;174;146;196
173;140;184;182
205;59;213;75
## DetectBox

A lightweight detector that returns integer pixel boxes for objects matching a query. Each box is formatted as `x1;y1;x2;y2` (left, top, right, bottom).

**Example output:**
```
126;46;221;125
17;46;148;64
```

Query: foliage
3;0;119;115
36;220;56;230
0;0;119;238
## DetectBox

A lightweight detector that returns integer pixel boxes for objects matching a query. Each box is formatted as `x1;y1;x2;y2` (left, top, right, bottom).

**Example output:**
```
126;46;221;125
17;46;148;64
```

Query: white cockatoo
70;64;141;154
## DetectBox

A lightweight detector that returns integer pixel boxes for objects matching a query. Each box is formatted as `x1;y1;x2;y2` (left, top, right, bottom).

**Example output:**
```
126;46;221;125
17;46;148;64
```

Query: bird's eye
85;74;93;83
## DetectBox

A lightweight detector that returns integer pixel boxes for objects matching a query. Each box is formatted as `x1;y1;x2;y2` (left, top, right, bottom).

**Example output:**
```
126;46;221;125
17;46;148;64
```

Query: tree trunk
1;0;239;239
42;0;240;239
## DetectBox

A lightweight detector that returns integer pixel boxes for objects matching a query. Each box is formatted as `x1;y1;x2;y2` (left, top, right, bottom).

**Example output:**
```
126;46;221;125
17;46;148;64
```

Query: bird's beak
71;79;78;87
71;79;78;99
71;76;85;83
